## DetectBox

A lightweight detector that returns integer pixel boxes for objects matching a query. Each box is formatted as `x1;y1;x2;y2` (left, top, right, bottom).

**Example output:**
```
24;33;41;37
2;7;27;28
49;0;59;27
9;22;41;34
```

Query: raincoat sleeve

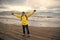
26;11;35;17
13;13;21;18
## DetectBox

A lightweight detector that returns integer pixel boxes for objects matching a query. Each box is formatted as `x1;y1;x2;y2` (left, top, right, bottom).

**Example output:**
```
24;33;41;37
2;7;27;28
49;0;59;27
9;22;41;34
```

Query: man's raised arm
26;10;36;17
12;13;21;18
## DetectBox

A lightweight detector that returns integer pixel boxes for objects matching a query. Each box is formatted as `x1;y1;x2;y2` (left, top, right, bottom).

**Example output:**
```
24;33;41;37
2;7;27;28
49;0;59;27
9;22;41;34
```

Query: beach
0;22;60;40
0;0;60;40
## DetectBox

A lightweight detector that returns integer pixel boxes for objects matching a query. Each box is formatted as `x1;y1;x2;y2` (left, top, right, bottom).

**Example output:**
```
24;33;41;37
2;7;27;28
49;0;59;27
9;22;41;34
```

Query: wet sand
0;22;60;40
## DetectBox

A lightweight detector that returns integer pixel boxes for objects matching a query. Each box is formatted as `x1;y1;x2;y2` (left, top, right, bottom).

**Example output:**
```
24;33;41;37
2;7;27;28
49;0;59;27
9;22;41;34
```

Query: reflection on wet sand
0;22;60;40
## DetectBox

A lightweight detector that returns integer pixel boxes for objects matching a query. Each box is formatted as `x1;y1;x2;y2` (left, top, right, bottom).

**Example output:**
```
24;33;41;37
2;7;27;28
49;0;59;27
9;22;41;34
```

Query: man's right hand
12;13;14;15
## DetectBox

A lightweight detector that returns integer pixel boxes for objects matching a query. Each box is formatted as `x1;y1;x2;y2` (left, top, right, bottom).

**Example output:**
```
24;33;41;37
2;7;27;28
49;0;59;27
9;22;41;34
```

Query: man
12;10;36;36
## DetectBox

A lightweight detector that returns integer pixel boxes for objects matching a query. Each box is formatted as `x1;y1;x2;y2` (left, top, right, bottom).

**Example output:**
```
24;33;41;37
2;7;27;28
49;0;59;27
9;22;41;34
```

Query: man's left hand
34;10;36;12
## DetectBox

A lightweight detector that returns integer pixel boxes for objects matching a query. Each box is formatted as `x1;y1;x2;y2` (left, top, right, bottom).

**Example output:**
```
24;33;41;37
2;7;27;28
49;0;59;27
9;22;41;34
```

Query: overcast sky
0;0;60;12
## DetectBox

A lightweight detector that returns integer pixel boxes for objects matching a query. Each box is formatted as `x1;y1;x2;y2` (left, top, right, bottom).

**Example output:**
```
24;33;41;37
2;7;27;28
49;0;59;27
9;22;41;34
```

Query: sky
0;0;60;12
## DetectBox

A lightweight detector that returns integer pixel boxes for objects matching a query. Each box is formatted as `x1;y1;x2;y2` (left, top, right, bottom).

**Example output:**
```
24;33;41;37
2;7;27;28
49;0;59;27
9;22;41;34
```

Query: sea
0;12;60;27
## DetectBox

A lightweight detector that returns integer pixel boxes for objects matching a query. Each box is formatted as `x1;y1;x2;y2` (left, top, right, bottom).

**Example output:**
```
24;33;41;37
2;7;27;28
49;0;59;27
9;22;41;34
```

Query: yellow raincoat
13;11;35;25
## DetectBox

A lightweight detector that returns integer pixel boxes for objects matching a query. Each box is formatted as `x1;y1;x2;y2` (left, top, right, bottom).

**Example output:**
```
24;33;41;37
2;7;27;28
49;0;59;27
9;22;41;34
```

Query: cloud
0;0;28;12
0;0;60;13
25;0;60;10
1;0;27;5
54;0;60;1
48;6;60;9
0;6;8;9
0;5;33;12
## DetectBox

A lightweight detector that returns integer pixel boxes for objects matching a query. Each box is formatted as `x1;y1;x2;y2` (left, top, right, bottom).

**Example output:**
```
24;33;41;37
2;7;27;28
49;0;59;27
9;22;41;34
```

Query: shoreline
0;22;60;27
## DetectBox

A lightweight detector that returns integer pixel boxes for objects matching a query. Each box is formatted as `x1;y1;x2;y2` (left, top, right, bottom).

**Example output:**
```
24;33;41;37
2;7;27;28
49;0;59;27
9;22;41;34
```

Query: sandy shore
0;22;60;40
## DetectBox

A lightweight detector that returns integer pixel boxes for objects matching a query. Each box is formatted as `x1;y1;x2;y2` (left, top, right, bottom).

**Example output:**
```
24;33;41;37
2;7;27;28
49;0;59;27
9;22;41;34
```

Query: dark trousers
22;25;30;34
